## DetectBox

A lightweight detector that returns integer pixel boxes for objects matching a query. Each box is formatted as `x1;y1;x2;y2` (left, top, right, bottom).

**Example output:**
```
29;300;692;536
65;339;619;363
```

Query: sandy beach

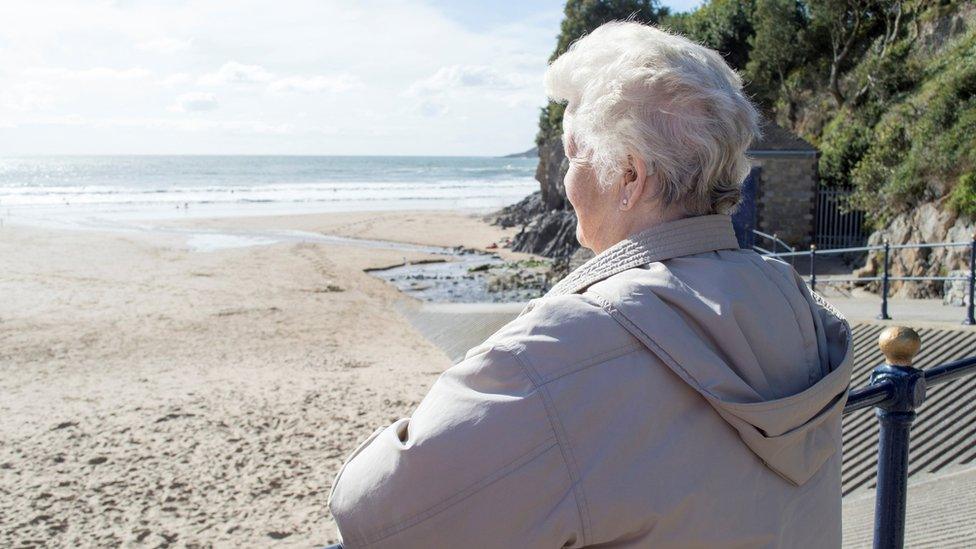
0;209;529;547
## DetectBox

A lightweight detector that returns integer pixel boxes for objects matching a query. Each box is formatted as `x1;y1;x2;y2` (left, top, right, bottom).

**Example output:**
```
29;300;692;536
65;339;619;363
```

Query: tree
537;0;670;145
663;0;756;71
809;0;881;106
550;0;670;61
745;0;807;118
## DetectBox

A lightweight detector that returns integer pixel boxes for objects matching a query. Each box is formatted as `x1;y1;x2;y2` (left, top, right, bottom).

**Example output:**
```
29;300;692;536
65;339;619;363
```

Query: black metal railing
843;327;976;548
324;327;976;549
752;229;796;265
759;236;976;325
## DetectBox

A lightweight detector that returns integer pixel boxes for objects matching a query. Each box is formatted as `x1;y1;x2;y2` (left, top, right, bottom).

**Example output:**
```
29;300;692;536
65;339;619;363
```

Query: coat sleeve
327;344;584;549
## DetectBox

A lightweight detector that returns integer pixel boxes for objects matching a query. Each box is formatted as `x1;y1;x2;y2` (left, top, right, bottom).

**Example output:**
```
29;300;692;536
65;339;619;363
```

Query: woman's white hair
545;20;762;215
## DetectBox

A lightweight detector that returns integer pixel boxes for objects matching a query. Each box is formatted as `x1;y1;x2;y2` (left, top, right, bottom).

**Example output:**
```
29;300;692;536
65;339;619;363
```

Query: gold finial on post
878;326;922;366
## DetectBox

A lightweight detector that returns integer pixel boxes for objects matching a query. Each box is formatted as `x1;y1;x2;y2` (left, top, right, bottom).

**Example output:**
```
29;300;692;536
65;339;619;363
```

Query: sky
0;0;703;156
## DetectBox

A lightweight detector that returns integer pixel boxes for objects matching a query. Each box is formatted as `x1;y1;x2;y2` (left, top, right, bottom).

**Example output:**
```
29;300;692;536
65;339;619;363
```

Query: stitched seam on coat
742;252;821;381
540;342;645;384
541;344;645;386
547;215;738;296
512;348;593;546
589;292;726;403
349;436;559;547
759;254;850;326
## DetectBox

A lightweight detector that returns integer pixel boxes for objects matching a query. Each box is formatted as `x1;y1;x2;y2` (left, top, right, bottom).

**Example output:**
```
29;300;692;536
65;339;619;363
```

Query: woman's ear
620;154;647;211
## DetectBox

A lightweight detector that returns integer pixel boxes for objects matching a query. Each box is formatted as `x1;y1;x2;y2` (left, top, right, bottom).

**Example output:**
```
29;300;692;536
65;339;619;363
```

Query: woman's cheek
564;166;586;211
565;166;595;246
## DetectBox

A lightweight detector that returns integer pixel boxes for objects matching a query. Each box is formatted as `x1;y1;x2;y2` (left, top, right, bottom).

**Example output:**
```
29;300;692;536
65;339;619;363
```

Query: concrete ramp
395;301;525;363
843;463;976;547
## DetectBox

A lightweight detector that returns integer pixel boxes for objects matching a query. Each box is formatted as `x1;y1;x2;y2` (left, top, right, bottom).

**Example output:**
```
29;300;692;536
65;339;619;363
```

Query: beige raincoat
328;213;854;548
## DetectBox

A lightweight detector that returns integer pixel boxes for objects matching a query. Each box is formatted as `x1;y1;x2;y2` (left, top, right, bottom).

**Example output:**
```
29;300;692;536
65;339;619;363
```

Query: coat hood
549;215;854;486
593;273;853;486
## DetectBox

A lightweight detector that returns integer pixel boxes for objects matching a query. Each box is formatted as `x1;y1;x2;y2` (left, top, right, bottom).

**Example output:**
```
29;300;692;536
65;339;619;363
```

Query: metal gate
816;186;868;249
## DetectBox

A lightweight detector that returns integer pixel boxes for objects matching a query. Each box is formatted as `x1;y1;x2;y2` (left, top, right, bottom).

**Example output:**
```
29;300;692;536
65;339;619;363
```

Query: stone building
746;119;819;248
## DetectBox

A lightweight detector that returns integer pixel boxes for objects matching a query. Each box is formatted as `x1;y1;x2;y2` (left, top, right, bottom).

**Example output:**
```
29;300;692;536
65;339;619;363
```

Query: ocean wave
0;156;539;214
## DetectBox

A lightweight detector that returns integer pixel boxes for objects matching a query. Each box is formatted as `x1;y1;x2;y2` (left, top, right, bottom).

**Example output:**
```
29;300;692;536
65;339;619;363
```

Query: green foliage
537;0;669;146
551;0;670;61
848;28;976;227
745;0;806;102
849;39;922;107
536;101;566;147
818;110;874;188
662;0;756;70
948;172;976;218
537;0;976;230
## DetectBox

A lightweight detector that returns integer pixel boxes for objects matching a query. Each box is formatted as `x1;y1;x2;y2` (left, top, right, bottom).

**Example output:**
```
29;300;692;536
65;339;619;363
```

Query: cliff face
842;4;976;298
537;136;568;211
493;134;581;258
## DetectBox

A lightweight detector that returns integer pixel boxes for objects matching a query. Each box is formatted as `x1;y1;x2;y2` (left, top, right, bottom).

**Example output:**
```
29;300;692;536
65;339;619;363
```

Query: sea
0;155;538;227
0;155;540;301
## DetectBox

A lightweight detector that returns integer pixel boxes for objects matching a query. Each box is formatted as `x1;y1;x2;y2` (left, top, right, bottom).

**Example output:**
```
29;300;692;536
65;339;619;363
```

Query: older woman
328;21;852;549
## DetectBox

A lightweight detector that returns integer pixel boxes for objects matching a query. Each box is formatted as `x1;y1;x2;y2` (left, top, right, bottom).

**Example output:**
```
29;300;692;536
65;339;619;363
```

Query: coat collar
546;214;740;297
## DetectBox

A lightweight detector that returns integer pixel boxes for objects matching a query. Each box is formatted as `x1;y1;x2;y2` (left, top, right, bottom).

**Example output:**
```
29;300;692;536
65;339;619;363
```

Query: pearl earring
622;198;629;207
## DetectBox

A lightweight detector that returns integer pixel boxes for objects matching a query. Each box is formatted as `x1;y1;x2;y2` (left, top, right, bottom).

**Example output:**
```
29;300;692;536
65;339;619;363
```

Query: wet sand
0;210;527;547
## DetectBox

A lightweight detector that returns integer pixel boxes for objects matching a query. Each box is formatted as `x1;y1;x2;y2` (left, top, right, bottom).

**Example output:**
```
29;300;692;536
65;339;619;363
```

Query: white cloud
417;99;448;118
0;81;58;112
137;37;192;54
406;65;528;97
0;0;559;155
198;61;273;86
23;67;153;80
159;73;192;87
170;92;218;113
20;113;295;135
268;73;363;94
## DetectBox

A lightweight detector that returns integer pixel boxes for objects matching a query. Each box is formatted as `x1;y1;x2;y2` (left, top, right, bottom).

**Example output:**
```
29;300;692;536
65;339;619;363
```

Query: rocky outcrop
491;133;583;258
510;209;579;258
536;135;569;211
492;191;545;229
854;199;975;298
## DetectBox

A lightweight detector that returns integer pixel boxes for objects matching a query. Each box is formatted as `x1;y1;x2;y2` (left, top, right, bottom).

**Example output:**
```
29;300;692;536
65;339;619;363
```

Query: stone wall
855;199;975;298
751;153;818;248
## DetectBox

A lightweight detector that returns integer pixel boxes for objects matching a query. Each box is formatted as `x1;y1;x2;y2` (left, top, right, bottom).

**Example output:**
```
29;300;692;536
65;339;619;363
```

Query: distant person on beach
328;21;853;548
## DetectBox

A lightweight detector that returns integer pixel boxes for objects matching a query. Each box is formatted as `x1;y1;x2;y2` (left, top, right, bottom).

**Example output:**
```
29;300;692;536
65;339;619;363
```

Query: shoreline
0;208;531;547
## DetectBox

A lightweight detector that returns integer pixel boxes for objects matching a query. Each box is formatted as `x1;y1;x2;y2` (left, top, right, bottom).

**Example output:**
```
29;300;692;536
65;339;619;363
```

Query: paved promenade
398;293;976;365
825;295;974;328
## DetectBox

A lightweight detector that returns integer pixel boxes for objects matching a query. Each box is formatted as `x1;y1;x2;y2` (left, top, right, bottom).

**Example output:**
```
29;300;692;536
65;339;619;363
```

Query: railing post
878;240;891;320
773;233;779;256
965;233;975;325
810;244;817;292
870;327;924;549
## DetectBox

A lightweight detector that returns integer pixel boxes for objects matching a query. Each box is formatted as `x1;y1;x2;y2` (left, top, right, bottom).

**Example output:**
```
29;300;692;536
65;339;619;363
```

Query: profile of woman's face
563;131;614;251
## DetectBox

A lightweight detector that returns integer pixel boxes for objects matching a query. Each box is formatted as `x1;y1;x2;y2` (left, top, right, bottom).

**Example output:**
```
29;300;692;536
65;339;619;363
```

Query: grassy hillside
534;1;975;231
666;0;976;230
